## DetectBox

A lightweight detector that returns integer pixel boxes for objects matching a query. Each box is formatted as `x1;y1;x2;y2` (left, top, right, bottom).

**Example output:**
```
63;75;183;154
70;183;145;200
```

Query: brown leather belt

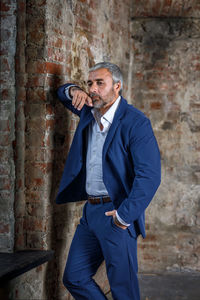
88;196;111;204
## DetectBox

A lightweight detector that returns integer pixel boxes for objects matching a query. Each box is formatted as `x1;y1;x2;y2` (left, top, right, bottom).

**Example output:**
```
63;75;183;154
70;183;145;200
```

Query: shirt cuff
64;84;78;100
116;211;131;227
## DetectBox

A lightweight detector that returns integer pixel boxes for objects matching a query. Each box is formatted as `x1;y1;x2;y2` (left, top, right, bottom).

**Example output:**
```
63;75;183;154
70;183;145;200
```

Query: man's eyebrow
87;78;104;83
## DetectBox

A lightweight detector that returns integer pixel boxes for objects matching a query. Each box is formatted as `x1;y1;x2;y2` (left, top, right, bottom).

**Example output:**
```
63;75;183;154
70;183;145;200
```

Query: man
56;62;161;300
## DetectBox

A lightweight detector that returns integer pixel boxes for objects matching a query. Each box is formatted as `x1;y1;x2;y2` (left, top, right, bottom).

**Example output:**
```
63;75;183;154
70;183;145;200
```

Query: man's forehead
88;68;112;80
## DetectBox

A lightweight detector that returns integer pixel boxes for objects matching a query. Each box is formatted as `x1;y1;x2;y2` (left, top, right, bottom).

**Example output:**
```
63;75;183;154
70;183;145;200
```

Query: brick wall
8;0;132;299
0;0;16;252
1;0;200;299
130;1;200;273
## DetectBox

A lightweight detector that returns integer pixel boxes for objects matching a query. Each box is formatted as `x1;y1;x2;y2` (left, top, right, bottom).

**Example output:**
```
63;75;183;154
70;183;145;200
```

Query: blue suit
57;84;161;300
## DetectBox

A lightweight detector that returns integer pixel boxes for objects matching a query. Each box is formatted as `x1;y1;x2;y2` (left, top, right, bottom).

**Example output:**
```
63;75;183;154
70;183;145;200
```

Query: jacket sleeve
117;118;161;224
57;83;82;117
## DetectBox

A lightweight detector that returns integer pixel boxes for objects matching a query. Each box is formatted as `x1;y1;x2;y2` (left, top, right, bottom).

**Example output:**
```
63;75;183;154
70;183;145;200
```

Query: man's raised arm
57;83;93;116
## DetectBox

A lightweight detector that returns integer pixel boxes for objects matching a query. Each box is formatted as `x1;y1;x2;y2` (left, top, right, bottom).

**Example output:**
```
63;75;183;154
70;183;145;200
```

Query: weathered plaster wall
8;0;132;299
1;0;200;299
0;0;16;252
130;1;200;273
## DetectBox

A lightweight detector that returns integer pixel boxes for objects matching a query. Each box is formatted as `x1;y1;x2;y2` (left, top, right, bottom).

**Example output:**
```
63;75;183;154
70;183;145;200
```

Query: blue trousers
63;200;140;300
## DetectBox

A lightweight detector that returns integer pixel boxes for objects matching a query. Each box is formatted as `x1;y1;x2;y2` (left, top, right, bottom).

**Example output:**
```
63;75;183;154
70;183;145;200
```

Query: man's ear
114;81;121;94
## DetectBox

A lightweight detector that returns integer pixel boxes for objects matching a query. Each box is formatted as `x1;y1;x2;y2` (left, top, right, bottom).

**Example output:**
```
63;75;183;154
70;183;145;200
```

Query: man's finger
105;210;116;216
77;98;85;110
72;91;83;106
86;96;93;107
73;96;82;109
72;93;79;106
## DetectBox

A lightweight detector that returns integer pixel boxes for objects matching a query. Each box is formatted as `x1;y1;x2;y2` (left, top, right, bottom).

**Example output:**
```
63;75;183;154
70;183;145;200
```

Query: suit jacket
56;83;161;238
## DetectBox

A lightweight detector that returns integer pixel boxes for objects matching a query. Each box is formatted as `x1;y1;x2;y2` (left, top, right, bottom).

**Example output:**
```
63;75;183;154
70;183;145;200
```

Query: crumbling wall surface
9;0;132;299
46;1;132;299
130;1;200;273
0;0;17;252
3;0;200;299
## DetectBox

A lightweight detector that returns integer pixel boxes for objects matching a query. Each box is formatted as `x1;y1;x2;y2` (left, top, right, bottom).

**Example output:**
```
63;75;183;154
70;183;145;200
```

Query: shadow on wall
43;73;73;300
131;17;200;66
131;15;200;275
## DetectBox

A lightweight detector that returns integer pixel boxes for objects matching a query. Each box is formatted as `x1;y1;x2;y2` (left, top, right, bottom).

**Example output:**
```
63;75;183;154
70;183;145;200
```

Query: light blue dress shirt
65;86;130;227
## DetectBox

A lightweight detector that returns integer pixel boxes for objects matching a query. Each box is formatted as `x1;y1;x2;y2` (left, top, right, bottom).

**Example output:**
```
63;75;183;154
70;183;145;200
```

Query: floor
106;272;200;300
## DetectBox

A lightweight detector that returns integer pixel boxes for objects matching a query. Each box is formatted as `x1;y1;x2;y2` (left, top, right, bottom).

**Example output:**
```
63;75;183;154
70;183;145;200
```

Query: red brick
25;189;49;203
37;0;47;7
27;87;47;102
28;30;45;45
26;202;48;217
46;104;54;115
85;10;93;21
25;177;44;189
34;162;53;174
0;148;9;161
88;0;98;9
194;63;200;71
76;17;90;31
25;131;46;148
0;133;10;146
18;0;25;13
69;119;76;131
1;57;10;71
16;74;27;87
135;72;144;80
15;57;25;73
16;87;26;102
25;147;54;163
27;60;64;75
26;60;45;74
50;37;63;48
46;62;64;75
46;119;55;130
0;164;10;176
0;222;9;233
0;2;11;12
47;48;65;63
26;74;45;88
45;74;63;88
23;217;46;232
0;177;11;190
14;234;25;249
0;119;10;131
26;118;46;133
26;232;45;249
150;102;162;110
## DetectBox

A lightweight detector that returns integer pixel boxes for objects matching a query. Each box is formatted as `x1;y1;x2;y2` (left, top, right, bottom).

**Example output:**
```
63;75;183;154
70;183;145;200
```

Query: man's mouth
90;93;101;101
92;97;100;101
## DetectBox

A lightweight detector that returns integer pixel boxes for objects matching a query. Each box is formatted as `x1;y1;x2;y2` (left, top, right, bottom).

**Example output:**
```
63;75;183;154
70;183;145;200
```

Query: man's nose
89;83;97;93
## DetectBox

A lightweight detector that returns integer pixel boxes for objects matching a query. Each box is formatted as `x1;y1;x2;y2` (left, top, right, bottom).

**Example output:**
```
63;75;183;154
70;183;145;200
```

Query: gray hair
89;62;123;95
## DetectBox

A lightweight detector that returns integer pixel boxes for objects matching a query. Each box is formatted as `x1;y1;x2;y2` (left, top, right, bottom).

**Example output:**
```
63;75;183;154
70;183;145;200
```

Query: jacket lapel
80;107;94;130
103;97;127;159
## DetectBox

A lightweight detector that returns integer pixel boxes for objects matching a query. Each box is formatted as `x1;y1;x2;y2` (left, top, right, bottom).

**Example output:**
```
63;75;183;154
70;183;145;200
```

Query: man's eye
97;82;103;85
87;83;92;87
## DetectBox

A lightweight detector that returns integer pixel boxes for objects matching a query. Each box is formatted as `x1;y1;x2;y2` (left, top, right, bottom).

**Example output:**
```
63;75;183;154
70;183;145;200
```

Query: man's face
87;68;120;109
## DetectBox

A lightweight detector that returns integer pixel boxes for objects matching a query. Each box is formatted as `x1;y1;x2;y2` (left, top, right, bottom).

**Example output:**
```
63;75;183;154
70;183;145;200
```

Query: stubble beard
90;88;116;109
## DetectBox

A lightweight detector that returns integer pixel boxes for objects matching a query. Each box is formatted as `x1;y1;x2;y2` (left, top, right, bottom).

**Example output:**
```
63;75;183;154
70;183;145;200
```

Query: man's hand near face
70;87;93;110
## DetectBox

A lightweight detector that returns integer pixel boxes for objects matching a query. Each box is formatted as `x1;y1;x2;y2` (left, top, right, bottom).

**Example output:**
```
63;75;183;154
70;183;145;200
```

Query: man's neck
98;96;119;116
